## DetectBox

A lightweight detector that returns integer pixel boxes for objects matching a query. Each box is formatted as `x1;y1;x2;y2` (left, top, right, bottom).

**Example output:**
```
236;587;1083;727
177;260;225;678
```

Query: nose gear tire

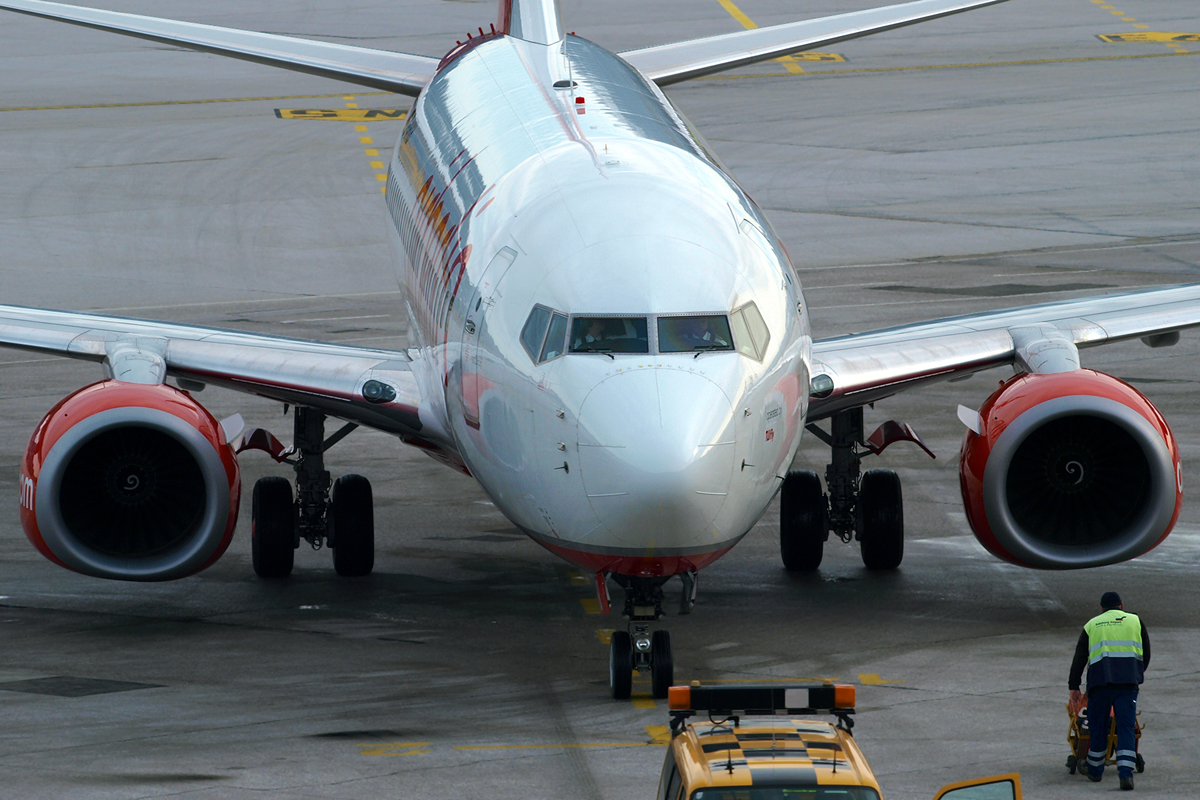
650;630;674;699
610;630;633;700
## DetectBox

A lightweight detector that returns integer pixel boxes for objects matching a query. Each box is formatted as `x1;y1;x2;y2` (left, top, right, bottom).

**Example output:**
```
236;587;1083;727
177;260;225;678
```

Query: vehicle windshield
692;788;880;800
658;315;734;353
569;317;649;354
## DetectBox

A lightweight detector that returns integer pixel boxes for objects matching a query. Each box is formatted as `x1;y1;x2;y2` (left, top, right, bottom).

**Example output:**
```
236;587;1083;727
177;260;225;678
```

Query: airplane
2;0;1198;701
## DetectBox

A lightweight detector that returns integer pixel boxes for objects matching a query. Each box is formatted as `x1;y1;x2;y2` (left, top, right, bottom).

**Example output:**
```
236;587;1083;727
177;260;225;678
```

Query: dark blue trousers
1086;685;1138;778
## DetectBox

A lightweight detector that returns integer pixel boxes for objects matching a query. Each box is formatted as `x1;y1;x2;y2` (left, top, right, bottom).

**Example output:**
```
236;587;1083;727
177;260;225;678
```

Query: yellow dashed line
362;730;673;754
717;0;806;74
632;694;657;709
580;598;601;614
596;628;615;644
344;96;390;194
858;673;905;685
1088;0;1192;56
646;726;671;745
357;742;431;756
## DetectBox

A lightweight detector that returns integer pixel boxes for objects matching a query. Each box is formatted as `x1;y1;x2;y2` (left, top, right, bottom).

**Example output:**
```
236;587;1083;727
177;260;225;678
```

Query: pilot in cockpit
679;316;729;349
574;318;607;350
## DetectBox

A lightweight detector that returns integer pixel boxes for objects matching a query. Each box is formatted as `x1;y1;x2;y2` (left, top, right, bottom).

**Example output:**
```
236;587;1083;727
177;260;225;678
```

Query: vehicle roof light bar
667;682;856;736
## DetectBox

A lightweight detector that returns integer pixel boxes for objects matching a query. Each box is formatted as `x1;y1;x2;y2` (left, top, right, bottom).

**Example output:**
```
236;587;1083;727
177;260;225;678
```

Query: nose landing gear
608;575;678;700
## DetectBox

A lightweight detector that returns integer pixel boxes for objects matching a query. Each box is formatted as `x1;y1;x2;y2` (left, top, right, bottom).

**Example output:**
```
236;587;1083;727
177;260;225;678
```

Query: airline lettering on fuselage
390;131;482;348
19;473;34;511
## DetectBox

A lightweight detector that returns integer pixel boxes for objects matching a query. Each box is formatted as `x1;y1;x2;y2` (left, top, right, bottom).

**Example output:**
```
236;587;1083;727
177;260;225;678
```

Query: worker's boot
1120;774;1135;790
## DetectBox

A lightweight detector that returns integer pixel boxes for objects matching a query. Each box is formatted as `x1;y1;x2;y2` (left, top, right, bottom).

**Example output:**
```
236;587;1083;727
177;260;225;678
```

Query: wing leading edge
0;0;438;96
0;304;428;441
620;0;1012;86
809;284;1200;421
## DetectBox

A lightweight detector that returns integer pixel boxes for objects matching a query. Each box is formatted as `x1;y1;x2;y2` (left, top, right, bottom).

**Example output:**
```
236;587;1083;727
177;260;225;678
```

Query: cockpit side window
569;317;650;354
729;302;770;361
658;315;734;354
540;312;569;361
520;306;552;363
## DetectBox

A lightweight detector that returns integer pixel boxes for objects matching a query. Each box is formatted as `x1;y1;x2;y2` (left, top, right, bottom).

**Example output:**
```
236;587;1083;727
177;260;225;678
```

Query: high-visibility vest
1084;609;1144;689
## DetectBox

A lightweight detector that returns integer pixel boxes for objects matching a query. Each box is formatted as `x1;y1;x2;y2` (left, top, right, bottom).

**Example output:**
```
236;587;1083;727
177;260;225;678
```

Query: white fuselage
384;32;811;577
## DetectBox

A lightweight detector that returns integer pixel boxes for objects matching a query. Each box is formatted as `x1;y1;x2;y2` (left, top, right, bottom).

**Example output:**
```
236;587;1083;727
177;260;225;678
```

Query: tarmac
1;1;1198;797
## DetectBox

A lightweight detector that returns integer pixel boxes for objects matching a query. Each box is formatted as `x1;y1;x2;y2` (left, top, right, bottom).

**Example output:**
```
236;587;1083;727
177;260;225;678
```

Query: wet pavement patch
308;729;407;739
80;774;230;785
0;676;163;697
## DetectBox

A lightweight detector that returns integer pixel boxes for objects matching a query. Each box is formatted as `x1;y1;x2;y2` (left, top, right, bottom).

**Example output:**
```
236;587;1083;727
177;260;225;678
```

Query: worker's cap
1100;591;1122;609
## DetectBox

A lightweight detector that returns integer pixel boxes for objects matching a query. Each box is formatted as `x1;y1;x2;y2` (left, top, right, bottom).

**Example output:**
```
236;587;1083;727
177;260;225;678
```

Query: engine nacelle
19;380;241;581
960;369;1181;569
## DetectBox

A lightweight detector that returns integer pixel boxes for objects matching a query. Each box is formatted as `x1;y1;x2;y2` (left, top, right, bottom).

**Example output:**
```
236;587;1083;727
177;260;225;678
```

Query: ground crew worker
1068;591;1150;791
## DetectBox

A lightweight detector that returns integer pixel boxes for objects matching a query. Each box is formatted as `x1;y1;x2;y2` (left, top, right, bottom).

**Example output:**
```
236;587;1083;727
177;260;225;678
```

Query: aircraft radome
2;0;1198;698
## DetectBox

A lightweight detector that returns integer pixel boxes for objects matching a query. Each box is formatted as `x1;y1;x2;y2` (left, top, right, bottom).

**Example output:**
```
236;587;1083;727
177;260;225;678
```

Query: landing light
362;380;396;404
810;374;835;399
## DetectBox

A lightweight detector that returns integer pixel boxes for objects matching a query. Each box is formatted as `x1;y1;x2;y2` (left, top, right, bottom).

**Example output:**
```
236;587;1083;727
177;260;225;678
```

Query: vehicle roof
673;718;881;792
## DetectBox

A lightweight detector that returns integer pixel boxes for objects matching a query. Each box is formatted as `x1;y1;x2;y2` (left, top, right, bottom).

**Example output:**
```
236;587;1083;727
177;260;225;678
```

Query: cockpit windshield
569;317;650;354
658;315;734;353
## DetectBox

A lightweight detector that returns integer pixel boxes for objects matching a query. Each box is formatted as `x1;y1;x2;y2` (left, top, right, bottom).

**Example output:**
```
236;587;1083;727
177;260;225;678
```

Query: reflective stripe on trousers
1085;685;1139;778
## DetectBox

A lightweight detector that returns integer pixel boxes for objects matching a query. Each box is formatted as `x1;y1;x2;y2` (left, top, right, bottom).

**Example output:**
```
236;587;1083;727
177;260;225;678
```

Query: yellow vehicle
657;683;1022;800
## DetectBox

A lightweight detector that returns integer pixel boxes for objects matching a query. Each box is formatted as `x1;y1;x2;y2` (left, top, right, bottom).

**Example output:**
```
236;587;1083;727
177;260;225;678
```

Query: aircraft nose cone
577;369;736;547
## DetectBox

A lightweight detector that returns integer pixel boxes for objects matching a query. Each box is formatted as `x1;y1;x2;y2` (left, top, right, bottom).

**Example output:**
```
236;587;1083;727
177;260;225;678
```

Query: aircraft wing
0;304;426;439
620;0;1010;86
0;0;438;96
808;284;1200;421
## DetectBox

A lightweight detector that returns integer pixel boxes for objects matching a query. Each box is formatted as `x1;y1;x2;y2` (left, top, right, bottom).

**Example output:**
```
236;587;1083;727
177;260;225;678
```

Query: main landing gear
608;573;693;700
247;406;375;579
781;407;929;572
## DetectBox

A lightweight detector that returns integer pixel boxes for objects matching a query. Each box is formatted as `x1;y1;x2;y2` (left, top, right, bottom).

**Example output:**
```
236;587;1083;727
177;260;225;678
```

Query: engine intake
960;370;1180;569
20;381;241;581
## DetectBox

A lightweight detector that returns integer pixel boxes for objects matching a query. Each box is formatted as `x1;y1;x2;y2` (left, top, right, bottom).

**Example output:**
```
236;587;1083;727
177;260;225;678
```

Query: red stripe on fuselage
532;538;736;578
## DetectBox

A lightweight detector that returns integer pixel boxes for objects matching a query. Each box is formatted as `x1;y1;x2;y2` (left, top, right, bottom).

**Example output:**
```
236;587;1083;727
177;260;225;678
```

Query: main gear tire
858;469;904;570
331;474;374;577
252;477;295;578
780;470;826;571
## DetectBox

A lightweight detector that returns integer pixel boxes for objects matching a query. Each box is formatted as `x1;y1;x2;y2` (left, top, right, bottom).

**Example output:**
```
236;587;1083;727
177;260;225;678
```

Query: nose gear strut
608;575;676;700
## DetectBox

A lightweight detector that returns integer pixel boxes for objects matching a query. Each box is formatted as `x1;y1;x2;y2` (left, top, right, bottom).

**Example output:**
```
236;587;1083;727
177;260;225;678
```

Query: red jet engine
19;380;241;581
960;369;1181;569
